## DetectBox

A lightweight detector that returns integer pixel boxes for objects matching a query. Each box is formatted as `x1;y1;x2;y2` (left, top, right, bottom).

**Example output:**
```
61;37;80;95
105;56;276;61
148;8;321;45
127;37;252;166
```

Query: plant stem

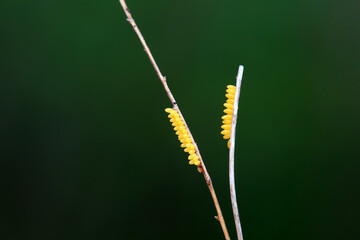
118;1;230;239
229;65;245;240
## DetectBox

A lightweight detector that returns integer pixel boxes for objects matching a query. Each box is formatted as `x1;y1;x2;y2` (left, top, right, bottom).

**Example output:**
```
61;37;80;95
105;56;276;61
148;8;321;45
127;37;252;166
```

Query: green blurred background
1;0;359;239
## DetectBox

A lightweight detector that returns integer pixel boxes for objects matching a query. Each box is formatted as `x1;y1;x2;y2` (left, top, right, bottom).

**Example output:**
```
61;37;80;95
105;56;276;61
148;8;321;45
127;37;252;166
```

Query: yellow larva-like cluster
165;108;200;166
221;85;236;148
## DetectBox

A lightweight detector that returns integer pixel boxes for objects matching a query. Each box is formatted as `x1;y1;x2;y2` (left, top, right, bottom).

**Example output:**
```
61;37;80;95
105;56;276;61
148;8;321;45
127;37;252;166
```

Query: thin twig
118;1;230;239
229;65;245;240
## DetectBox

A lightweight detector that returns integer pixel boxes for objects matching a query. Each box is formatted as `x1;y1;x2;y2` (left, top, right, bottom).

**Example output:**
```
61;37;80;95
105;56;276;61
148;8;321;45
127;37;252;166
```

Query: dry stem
118;1;230;239
229;65;245;240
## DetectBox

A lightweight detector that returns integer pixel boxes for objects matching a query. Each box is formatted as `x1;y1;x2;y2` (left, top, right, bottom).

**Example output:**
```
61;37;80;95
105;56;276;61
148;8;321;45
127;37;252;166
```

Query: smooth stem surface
118;1;230;239
229;65;244;240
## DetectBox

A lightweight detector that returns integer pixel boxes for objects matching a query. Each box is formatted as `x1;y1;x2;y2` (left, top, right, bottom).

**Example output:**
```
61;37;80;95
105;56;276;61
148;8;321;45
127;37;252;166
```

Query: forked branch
118;1;230;239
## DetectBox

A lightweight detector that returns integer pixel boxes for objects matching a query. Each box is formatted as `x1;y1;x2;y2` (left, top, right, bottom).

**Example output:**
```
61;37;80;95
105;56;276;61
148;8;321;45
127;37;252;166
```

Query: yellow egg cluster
165;108;200;166
221;85;236;148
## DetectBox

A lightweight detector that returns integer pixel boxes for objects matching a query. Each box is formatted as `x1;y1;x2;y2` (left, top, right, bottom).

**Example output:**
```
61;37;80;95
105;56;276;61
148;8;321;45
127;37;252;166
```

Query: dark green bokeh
1;0;359;239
